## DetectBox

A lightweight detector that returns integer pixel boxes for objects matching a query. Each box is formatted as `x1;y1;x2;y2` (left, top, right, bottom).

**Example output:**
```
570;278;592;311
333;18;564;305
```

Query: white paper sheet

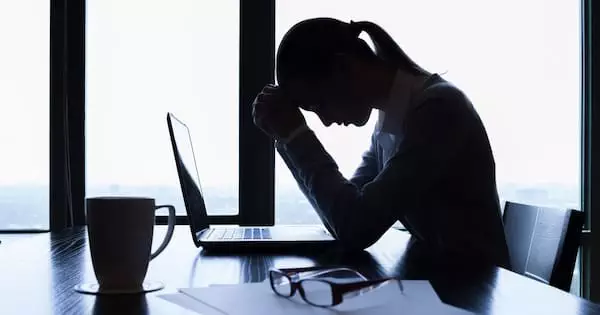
176;280;474;315
159;293;226;315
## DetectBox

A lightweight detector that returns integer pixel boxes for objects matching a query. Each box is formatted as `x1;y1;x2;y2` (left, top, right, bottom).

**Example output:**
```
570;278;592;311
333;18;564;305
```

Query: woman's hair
276;18;427;87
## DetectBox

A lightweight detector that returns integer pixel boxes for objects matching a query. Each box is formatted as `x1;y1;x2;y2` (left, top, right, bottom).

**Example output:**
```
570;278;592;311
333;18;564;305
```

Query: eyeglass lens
300;279;334;307
270;271;293;296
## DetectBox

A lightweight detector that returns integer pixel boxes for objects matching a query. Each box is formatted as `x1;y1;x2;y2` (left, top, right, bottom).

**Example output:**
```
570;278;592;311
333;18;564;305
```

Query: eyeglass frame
268;266;402;307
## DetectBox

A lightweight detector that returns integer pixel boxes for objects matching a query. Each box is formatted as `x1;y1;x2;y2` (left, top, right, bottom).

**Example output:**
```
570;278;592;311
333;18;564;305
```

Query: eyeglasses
268;266;402;307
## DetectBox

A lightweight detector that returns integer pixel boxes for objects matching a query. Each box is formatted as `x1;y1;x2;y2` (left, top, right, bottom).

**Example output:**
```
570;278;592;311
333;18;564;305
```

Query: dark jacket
276;73;511;269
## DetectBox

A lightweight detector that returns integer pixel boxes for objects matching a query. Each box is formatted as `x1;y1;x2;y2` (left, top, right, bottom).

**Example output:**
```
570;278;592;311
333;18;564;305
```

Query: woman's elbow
333;229;380;252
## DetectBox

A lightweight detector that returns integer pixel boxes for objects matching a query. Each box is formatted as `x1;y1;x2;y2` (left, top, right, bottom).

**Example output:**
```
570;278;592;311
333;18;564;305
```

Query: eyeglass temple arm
277;266;327;273
276;266;361;276
337;277;402;297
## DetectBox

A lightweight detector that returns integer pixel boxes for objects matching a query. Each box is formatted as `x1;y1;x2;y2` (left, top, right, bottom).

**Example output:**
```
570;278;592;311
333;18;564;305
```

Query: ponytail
350;20;428;76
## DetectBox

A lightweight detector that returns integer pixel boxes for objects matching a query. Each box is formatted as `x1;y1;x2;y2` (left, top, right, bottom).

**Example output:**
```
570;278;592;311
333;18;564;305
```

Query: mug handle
150;205;176;260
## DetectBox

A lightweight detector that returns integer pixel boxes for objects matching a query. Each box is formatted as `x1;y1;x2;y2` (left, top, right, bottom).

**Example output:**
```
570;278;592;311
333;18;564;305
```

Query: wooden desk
0;226;598;315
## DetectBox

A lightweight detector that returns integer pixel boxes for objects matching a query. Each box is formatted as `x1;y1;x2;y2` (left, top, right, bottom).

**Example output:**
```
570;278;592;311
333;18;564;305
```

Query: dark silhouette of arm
276;98;469;251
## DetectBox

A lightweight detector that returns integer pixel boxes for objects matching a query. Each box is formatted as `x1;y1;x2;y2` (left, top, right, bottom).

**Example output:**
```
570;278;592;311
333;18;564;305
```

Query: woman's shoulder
419;74;470;106
409;74;481;130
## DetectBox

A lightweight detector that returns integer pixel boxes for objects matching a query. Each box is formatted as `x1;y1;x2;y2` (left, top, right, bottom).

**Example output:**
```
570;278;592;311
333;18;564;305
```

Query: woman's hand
252;84;307;141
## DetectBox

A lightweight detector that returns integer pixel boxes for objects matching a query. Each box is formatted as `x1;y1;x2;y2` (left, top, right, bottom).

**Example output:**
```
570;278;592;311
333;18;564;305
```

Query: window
12;0;593;301
86;0;239;216
275;1;581;225
0;0;49;230
9;0;592;299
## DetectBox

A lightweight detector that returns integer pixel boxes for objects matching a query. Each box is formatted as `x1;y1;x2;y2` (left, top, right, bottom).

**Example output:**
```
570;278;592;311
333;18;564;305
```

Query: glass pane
87;0;239;216
0;0;49;229
275;1;581;225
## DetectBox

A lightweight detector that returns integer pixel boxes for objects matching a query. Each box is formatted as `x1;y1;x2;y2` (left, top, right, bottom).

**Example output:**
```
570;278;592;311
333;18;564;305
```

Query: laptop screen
167;113;209;238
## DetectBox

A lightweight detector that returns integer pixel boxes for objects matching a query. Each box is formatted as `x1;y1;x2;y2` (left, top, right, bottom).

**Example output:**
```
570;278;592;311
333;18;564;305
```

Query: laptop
166;112;337;251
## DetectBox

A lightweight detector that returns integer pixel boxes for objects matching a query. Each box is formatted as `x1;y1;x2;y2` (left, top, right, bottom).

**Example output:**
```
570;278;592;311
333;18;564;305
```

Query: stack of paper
159;280;474;314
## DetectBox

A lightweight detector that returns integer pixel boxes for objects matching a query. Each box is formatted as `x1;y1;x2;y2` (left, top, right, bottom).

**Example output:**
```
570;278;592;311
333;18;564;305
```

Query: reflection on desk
0;226;598;315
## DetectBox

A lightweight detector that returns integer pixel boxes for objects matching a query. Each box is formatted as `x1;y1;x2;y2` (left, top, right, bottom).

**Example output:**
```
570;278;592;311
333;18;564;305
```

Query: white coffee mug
86;197;176;291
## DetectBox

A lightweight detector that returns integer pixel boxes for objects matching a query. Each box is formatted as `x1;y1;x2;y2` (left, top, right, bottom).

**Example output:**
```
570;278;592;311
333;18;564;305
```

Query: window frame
49;0;86;231
582;0;600;302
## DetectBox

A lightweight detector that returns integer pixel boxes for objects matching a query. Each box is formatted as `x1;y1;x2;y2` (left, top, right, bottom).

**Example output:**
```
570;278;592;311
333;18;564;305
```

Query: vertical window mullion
50;0;69;231
582;0;600;302
67;0;86;226
238;0;276;226
50;0;85;231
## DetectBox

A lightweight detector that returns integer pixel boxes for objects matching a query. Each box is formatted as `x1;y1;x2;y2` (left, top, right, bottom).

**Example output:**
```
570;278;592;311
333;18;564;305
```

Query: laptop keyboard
208;227;272;240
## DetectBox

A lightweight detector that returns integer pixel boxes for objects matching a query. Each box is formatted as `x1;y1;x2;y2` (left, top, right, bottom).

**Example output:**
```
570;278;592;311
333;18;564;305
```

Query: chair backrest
503;201;584;291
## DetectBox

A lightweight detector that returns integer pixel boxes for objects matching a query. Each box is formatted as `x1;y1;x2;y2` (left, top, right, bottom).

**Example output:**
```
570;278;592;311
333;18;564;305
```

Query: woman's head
276;18;427;126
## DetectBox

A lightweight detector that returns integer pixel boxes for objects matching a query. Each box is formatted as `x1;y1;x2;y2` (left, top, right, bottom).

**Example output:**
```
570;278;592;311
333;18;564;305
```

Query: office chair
503;201;584;292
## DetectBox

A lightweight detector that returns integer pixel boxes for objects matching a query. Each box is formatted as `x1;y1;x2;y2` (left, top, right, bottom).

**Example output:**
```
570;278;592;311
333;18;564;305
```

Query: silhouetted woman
252;18;510;269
